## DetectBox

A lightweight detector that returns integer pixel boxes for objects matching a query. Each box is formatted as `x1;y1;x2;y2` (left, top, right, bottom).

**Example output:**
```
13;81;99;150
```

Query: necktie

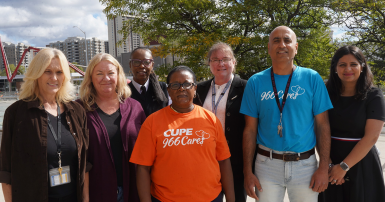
141;86;146;95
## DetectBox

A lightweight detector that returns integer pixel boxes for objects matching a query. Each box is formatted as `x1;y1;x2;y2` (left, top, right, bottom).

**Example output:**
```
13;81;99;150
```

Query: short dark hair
131;47;152;59
167;66;197;84
326;45;373;100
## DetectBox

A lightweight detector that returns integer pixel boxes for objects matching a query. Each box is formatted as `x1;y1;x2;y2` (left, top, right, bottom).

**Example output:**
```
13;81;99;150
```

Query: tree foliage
0;64;25;76
100;0;338;80
330;0;385;85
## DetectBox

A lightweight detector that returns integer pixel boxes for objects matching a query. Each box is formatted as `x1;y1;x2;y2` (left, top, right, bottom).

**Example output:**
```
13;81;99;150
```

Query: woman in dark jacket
128;47;169;117
194;42;247;202
79;53;146;202
0;48;89;202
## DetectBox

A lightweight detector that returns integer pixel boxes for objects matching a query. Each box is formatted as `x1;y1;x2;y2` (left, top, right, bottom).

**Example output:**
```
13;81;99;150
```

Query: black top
96;108;123;186
47;112;78;198
329;87;385;139
319;87;385;202
129;81;168;117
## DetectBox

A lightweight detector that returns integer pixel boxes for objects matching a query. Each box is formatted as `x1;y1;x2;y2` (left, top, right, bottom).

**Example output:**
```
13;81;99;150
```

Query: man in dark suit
193;42;247;202
128;47;169;117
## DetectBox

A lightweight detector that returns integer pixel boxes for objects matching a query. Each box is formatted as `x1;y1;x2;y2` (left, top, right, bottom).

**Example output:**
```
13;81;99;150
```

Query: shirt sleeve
240;76;259;118
0;106;15;184
312;73;333;115
214;117;231;161
129;116;157;166
366;88;385;121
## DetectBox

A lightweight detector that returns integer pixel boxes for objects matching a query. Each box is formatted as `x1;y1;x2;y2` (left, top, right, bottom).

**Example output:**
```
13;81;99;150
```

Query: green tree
0;64;25;76
101;0;337;80
330;0;385;84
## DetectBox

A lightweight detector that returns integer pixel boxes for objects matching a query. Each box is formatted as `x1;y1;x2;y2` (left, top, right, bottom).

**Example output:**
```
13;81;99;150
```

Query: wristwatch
340;161;350;171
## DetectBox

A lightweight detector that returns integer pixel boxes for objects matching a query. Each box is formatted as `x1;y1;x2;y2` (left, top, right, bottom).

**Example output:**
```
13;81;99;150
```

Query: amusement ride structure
0;37;85;84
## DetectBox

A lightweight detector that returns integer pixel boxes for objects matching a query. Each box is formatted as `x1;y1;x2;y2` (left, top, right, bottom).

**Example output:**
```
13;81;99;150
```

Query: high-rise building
108;15;144;58
0;42;33;71
104;41;109;54
47;37;105;66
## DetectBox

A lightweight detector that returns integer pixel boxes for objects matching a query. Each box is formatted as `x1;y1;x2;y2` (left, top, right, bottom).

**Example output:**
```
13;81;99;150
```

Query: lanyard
46;102;62;166
270;66;294;137
211;78;231;115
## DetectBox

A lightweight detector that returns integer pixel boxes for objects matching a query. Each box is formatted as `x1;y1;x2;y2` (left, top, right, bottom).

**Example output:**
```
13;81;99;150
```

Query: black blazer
193;76;247;166
129;81;169;117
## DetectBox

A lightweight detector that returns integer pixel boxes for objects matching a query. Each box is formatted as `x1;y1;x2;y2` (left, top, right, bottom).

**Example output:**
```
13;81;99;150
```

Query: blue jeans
117;186;124;202
254;145;319;202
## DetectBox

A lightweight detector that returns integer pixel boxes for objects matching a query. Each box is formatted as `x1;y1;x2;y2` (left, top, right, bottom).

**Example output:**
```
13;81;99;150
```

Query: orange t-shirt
130;105;231;202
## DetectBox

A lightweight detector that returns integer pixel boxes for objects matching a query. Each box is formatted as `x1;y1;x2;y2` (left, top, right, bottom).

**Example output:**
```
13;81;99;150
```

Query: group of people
0;25;384;202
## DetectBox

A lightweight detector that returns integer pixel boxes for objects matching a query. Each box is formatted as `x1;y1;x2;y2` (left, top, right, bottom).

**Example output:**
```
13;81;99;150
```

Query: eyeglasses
209;58;232;65
130;59;154;67
167;82;196;90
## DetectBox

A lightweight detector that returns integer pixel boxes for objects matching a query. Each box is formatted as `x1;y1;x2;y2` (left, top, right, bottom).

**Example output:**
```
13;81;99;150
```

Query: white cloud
0;0;108;47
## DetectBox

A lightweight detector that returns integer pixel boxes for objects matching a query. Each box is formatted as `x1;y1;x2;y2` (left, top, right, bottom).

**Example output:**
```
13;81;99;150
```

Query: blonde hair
207;42;237;67
19;48;75;103
80;53;131;111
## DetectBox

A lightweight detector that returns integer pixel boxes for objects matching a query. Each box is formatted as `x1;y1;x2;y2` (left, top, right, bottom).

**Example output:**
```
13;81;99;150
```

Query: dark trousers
151;192;223;202
48;193;77;202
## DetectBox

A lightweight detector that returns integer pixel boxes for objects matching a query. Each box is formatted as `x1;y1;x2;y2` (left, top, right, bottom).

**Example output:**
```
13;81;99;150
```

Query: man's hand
309;167;328;192
244;172;262;200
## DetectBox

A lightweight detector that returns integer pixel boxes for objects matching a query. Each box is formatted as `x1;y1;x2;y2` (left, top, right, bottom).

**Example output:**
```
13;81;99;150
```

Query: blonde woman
0;48;89;202
79;53;145;202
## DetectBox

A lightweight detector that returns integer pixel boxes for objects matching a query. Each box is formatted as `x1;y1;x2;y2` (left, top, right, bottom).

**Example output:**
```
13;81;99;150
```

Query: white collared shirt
202;74;234;132
131;79;150;94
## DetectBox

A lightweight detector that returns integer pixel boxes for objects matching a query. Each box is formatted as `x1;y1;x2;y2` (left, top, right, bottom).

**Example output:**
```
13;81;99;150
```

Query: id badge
49;165;71;187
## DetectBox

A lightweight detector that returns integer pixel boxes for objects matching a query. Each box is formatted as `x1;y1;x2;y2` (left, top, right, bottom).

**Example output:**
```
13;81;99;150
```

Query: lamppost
73;26;88;66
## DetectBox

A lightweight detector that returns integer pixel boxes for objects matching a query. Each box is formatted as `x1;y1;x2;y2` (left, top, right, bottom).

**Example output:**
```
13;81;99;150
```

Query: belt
257;147;315;162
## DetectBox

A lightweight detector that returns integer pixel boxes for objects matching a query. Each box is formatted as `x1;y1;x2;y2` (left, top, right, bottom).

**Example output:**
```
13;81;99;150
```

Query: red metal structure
0;37;85;83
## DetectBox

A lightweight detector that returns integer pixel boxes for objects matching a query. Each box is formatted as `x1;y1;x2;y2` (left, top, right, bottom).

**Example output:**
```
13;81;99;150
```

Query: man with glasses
129;47;169;117
240;26;332;202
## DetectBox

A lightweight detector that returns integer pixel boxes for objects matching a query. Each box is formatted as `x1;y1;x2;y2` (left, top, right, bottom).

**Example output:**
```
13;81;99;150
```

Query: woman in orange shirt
130;66;235;202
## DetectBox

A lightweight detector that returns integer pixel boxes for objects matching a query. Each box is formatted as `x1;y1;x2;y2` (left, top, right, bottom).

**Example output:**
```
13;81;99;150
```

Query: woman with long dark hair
319;45;385;201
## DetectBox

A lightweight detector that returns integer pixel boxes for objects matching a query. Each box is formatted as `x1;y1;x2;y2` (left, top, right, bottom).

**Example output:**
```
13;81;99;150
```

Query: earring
194;93;196;98
335;72;337;74
361;71;363;72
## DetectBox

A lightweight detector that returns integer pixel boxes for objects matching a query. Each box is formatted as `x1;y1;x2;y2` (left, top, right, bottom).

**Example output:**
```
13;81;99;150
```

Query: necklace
170;105;194;113
170;105;180;113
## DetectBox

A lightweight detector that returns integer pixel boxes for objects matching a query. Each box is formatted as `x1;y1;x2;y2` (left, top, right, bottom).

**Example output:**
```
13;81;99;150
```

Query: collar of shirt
202;74;234;132
132;79;150;94
214;74;234;89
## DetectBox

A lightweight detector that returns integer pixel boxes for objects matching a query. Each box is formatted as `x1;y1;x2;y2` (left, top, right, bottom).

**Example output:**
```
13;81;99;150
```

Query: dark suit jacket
193;76;247;166
129;81;169;117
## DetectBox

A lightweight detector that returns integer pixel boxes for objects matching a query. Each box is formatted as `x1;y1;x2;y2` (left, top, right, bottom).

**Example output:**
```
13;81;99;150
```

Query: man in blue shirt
240;26;333;202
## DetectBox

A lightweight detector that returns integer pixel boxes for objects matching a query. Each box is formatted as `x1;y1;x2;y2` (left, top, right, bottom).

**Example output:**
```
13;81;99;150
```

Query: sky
0;0;108;47
0;0;347;48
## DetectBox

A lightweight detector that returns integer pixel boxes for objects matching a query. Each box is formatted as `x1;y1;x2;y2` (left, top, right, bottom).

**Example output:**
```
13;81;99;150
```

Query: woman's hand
328;164;346;185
